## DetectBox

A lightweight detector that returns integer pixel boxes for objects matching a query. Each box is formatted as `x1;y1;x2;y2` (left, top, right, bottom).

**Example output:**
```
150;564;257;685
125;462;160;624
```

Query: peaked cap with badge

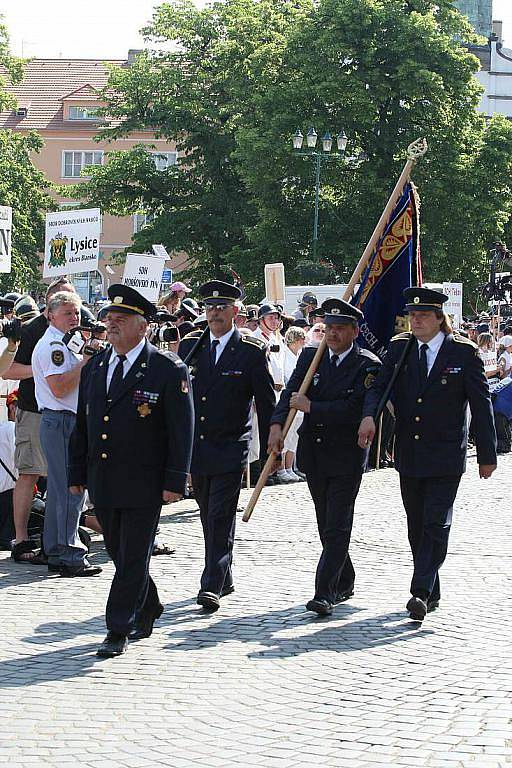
104;284;156;320
321;297;363;325
198;280;242;305
403;286;448;313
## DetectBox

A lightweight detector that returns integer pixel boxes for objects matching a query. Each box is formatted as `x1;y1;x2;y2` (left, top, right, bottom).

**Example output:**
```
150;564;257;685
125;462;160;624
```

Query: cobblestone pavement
1;452;511;768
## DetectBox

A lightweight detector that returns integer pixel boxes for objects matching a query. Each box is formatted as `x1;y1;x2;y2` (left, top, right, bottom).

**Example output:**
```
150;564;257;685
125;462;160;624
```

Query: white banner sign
481;349;498;375
152;244;169;259
264;263;285;304
122;253;166;302
44;208;100;278
442;282;463;329
0;206;12;273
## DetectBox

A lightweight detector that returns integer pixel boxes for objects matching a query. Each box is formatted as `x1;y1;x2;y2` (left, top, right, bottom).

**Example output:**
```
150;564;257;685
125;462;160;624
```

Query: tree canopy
72;0;512;299
0;19;54;291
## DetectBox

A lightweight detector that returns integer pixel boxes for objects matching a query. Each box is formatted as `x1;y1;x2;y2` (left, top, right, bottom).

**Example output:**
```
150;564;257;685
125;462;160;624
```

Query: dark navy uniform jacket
69;340;194;507
362;332;497;477
178;327;276;475
272;345;381;477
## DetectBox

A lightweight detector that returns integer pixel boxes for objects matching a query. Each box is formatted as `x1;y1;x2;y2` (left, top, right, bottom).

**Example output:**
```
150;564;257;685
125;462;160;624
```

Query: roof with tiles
0;58;126;131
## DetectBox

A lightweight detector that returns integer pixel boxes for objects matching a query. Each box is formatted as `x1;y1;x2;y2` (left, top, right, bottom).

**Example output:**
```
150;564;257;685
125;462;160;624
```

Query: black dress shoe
220;584;235;597
427;598;440;613
197;591;220;612
60;564;102;577
306;598;333;616
333;587;354;604
129;604;164;640
96;632;128;658
48;563;63;573
406;596;428;620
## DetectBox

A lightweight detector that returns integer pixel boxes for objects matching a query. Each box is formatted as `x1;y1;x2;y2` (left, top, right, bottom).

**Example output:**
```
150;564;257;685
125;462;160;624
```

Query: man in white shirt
32;291;101;577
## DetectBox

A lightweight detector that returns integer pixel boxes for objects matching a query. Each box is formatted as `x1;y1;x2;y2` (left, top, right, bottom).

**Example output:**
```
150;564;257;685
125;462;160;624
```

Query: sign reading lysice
44;208;101;277
0;206;12;273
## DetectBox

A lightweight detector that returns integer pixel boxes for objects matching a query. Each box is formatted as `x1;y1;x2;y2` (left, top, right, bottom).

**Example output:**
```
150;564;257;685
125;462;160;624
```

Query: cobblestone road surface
1;452;511;767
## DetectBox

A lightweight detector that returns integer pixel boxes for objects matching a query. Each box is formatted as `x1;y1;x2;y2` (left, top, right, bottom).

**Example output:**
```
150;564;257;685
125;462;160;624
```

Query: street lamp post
293;126;356;260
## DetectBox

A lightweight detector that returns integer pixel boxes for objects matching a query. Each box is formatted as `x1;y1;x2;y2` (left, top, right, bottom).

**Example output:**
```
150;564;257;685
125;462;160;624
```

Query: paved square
1;453;511;767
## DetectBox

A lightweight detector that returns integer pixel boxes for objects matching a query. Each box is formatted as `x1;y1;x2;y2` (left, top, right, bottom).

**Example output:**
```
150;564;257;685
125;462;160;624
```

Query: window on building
68;106;102;120
151;151;178;170
62;151;104;178
133;212;155;233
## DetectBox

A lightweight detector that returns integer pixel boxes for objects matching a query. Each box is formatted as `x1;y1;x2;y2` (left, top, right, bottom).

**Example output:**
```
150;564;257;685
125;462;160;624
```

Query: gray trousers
40;409;87;567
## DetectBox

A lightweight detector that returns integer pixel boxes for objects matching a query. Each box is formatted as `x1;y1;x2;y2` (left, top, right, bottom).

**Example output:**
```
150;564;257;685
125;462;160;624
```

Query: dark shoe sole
96;646;127;658
60;567;103;578
306;599;333;616
406;596;427;620
197;592;220;612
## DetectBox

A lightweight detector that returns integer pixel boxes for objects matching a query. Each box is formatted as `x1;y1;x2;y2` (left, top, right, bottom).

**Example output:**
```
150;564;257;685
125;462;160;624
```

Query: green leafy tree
0;20;54;291
0;131;55;291
72;0;512;301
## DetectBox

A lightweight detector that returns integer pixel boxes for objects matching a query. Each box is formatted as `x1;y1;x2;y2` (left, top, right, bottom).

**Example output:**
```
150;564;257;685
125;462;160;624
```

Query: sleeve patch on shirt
364;373;376;389
51;350;64;366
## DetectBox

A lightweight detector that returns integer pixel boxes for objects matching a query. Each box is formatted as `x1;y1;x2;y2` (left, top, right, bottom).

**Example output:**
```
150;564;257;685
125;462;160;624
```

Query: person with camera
32;291;102;577
178;280;275;613
69;284;194;658
4;278;83;563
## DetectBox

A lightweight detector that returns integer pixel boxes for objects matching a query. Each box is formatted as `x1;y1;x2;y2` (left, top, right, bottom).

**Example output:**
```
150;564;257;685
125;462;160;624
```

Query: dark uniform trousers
193;471;242;594
95;505;162;635
399;475;460;601
306;473;360;602
69;340;194;636
362;331;497;604
178;326;276;597
271;344;382;604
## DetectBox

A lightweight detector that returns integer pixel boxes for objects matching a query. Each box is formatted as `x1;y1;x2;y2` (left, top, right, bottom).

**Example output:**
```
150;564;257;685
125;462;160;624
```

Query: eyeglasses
205;303;230;312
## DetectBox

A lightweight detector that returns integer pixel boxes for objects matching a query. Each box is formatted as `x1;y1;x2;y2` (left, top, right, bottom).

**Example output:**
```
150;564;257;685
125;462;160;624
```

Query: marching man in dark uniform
69;285;194;657
268;298;381;616
179;280;275;613
358;287;497;621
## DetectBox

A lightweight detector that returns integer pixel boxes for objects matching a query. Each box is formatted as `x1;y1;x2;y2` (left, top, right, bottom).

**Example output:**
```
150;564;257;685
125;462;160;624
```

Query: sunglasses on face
206;304;230;312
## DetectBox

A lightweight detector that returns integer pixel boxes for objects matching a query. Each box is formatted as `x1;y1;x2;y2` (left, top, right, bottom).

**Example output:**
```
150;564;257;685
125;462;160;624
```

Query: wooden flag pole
242;137;428;523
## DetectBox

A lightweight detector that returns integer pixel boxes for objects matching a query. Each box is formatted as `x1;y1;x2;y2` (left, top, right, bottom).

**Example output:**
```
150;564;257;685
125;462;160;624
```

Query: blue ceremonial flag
352;181;422;360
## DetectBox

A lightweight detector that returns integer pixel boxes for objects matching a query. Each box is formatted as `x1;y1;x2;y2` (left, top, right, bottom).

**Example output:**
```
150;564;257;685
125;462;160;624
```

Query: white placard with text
44;208;100;277
0;206;12;273
122;253;166;302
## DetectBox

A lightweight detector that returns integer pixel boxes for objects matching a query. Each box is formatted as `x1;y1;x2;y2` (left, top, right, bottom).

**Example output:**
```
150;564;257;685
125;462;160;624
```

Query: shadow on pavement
161;602;434;658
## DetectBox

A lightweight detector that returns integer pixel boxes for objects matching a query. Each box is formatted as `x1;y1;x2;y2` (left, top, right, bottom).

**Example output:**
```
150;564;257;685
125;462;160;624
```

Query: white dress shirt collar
209;327;235;363
329;343;353;366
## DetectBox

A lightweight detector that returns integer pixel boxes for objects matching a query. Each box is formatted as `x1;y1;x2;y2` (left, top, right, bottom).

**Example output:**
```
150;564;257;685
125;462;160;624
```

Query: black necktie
108;354;127;399
330;354;339;369
419;343;429;386
210;339;220;369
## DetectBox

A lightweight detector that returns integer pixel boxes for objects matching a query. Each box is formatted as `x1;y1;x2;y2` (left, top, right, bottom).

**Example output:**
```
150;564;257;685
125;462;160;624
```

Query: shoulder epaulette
359;347;381;363
390;331;411;342
453;333;478;349
241;335;266;350
182;330;203;341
